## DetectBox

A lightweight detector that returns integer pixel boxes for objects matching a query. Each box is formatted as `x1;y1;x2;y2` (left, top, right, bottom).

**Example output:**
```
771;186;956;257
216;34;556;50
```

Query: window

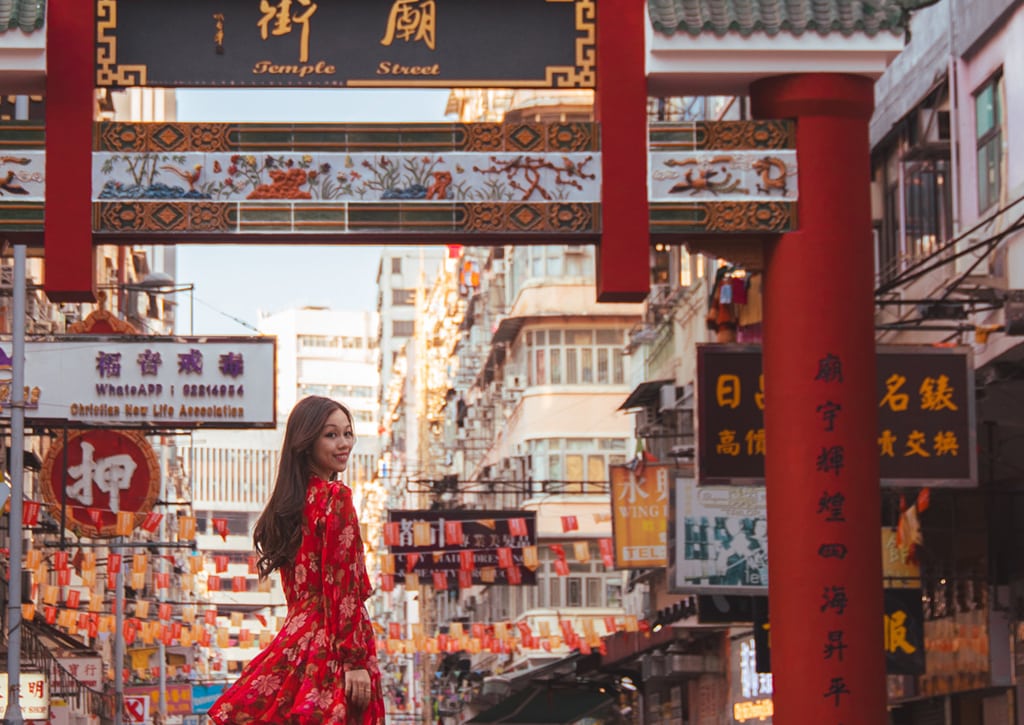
391;257;402;274
392;288;416;306
538;545;623;608
975;71;1004;213
526;328;625;386
527;437;628;494
392;319;415;336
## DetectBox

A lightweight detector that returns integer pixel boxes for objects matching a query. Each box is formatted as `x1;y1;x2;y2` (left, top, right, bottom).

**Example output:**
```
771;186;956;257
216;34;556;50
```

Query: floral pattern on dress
208;477;385;724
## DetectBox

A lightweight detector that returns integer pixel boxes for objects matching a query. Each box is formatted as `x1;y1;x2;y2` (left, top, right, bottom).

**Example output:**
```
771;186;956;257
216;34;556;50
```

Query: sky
172;88;452;335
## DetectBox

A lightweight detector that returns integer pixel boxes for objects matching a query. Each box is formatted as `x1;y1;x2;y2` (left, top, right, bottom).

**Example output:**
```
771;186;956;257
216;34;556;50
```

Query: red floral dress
208;477;385;724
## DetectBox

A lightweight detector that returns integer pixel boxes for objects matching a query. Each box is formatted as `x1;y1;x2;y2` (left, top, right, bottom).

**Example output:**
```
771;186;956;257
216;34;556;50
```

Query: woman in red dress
209;396;385;724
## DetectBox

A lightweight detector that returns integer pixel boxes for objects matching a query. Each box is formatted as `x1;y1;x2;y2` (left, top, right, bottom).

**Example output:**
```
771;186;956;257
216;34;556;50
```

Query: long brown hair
252;396;352;578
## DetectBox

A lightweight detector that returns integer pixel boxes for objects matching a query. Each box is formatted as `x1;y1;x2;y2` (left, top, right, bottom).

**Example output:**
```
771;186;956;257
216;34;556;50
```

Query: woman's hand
345;668;372;710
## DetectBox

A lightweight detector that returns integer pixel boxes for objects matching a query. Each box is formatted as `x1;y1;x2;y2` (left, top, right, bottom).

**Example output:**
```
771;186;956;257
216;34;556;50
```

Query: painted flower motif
340;524;355;550
294;564;307;585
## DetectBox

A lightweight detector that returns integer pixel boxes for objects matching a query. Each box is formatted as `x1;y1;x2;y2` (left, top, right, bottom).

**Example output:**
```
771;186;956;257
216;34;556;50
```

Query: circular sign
39;429;160;537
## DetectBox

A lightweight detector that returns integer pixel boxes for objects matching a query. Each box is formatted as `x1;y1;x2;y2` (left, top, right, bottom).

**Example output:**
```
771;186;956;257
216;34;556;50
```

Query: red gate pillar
44;0;95;302
750;74;886;723
594;0;649;302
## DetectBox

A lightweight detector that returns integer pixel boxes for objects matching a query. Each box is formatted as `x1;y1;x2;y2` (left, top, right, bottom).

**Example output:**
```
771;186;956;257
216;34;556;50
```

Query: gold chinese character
904;430;930;457
258;0;318;63
754;374;765;410
878;429;897;457
716;374;741;409
933;430;959;456
381;0;437;50
920;374;958;411
880;374;909;411
716;430;741;456
745;428;765;455
884;610;916;654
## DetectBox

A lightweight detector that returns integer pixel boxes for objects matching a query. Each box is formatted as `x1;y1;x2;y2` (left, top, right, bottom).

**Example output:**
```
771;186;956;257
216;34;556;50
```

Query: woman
209;396;385;724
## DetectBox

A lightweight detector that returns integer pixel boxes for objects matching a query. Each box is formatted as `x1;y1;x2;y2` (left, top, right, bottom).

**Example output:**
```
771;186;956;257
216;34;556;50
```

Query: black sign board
96;0;595;88
752;589;925;675
696;345;976;486
386;509;537;553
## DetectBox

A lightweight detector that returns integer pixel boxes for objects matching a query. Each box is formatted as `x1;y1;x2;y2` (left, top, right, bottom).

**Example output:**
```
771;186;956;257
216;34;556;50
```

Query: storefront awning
465;685;613;724
618;379;673;410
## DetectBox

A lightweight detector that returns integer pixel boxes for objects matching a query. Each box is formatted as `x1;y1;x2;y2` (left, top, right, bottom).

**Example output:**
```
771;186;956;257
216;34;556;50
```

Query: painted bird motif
160;163;203;191
0;170;29;195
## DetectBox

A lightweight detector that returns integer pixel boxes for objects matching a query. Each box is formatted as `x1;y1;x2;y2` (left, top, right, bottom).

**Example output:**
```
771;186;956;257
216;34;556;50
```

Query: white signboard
0;672;50;720
56;657;104;689
0;337;276;428
669;477;768;595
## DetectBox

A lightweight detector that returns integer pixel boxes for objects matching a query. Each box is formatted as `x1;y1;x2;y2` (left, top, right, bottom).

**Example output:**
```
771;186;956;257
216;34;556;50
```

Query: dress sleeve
322;483;378;672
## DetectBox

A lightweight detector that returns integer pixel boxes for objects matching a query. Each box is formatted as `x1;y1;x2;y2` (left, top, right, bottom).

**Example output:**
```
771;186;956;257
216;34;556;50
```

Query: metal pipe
3;242;27;725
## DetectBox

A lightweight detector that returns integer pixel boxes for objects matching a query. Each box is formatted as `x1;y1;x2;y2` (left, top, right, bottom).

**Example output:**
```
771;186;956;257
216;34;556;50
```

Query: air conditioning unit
917;108;951;148
636;405;667;437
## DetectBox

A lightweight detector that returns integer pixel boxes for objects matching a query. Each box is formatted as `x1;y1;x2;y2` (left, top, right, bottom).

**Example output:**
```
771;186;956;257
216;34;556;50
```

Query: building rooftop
647;0;908;37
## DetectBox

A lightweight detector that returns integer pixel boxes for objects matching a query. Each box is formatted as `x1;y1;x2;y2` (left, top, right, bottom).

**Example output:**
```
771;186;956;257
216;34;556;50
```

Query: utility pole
3;94;30;725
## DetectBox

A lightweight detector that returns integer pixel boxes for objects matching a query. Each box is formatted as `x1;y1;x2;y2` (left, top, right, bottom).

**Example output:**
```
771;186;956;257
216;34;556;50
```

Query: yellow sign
610;463;669;568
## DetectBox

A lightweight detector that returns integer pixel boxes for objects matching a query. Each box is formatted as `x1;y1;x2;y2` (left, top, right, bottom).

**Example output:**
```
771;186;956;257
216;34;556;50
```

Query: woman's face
309;408;355;480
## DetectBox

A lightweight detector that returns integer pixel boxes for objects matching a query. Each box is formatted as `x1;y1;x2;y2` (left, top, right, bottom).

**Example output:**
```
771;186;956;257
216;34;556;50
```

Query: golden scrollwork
96;0;149;87
544;0;595;88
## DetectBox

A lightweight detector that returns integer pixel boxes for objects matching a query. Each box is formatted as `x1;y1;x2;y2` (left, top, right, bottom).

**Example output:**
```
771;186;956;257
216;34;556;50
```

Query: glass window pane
581;349;593;383
566;349;578;384
976;84;995;138
587;455;605;493
536;349;546;385
597;349;609;383
549;577;561;607
550;349;562;384
570;330;592;345
596;329;619;344
567;578;582;607
534;329;546;345
613;349;624;384
606;581;623;607
586;577;601;606
548;330;562;345
566;454;584;492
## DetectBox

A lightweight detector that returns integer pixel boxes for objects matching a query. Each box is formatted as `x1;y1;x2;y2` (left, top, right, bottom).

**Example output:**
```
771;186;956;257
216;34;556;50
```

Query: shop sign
696;345;976;486
0;337;276;428
669;477;768;594
190;683;227;714
610;463;669;568
385;509;537;586
0;673;49;720
124;684;193;717
39;429;161;538
56;656;104;689
750;589;925;675
96;0;594;89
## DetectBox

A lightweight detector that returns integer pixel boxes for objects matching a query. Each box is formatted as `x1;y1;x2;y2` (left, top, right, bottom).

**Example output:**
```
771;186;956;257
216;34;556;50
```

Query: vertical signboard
609;463;670;568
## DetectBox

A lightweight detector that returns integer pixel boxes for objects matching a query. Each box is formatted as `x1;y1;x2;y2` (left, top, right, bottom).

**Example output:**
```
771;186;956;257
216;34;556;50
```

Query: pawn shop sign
39;429;160;537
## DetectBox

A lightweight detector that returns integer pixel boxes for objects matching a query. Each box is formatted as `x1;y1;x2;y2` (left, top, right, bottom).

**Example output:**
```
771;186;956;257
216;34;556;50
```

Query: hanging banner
609;463;669;568
696;345;976;486
38;429;161;538
95;0;595;89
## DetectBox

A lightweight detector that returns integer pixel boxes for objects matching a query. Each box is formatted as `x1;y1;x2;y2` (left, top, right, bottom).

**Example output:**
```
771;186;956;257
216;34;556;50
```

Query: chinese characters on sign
385;510;538;586
610;463;669;568
38;429;161;538
97;0;592;88
696;345;975;486
2;337;275;428
812;350;853;710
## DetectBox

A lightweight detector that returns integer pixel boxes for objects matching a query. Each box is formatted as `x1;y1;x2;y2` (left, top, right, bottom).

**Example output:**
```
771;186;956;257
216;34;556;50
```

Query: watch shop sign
0;336;276;428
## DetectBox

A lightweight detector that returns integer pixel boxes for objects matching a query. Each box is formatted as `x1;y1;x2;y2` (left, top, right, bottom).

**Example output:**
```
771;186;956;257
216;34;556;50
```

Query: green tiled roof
648;0;908;37
0;0;45;34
